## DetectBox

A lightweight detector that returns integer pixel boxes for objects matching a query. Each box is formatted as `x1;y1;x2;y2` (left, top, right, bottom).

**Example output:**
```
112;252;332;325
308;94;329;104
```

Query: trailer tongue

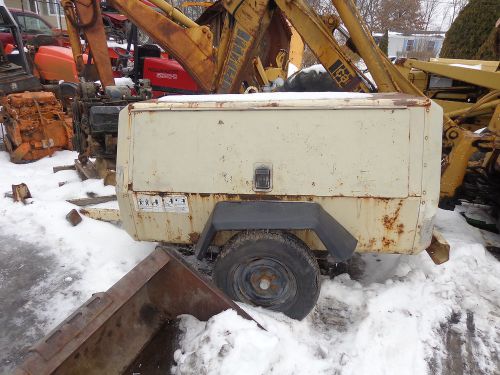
14;246;258;375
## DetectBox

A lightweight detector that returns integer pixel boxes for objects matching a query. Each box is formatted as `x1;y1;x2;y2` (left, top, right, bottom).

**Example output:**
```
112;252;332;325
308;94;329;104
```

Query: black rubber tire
213;231;320;320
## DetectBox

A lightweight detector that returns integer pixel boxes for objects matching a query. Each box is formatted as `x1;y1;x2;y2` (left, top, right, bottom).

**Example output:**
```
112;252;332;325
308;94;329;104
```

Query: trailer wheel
213;231;320;320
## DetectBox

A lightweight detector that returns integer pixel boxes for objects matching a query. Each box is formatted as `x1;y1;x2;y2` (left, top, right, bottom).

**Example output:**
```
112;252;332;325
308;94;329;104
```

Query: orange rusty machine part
0;91;73;163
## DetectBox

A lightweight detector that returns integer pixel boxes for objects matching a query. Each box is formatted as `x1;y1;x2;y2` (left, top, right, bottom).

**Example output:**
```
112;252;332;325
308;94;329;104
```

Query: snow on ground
0;150;155;372
173;210;500;375
0;150;499;374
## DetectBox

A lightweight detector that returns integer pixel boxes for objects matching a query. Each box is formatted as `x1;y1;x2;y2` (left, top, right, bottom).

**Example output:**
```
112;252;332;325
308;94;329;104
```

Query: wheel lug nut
259;279;270;290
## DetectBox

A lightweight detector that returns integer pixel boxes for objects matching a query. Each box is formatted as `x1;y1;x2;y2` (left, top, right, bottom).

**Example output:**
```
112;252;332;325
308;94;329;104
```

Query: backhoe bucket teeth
15;246;258;375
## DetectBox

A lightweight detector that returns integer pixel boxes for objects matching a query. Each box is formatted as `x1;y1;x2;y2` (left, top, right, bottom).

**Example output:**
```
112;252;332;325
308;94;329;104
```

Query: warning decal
134;193;189;213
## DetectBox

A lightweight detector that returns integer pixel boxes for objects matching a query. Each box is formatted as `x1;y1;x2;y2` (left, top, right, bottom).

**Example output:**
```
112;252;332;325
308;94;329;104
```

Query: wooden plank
53;165;77;173
67;195;117;207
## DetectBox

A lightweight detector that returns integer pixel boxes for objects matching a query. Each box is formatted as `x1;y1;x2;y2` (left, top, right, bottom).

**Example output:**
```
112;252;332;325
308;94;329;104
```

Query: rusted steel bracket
66;209;83;226
426;229;450;265
12;183;32;203
80;208;121;222
15;246;260;375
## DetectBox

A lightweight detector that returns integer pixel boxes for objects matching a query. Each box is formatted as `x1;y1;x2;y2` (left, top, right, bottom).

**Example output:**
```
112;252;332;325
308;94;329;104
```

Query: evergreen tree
440;0;500;59
474;24;499;60
379;30;389;55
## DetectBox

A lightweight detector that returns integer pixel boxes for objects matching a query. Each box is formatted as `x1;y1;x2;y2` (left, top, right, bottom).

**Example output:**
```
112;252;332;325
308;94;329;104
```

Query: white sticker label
163;195;189;213
135;194;164;212
134;193;189;213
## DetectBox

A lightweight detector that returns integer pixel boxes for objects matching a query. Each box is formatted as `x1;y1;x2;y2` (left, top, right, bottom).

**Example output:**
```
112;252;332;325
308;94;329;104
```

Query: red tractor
2;4;200;97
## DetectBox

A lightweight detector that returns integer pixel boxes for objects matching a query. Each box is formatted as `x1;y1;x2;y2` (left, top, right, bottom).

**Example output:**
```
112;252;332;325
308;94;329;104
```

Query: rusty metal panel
133;92;429;109
123;193;421;253
408;106;425;197
116;93;441;255
414;101;443;249
130;102;411;198
79;208;121;222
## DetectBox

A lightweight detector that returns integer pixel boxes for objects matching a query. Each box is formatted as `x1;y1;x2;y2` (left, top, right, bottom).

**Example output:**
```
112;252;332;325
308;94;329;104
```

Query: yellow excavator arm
62;0;115;87
61;0;383;94
62;0;217;91
274;0;371;92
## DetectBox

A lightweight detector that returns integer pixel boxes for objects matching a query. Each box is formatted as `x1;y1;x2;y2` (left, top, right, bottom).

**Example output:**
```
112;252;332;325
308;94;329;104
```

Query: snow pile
94;77;135;88
113;77;135;87
300;64;327;75
0;151;155;331
173;309;331;374
107;40;133;50
173;210;500;375
287;63;298;77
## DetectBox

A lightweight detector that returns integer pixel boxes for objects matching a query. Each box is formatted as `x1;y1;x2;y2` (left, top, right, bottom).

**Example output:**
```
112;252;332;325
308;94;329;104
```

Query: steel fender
194;201;357;261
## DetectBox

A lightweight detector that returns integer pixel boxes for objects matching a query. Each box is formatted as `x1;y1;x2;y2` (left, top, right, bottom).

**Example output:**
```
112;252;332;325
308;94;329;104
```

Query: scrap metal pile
0;91;73;162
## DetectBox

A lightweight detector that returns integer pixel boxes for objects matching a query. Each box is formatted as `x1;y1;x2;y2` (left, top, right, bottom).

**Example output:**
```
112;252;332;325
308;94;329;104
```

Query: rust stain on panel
188;232;200;243
382;200;403;231
382;237;395;248
130;191;417;252
397;223;405;235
